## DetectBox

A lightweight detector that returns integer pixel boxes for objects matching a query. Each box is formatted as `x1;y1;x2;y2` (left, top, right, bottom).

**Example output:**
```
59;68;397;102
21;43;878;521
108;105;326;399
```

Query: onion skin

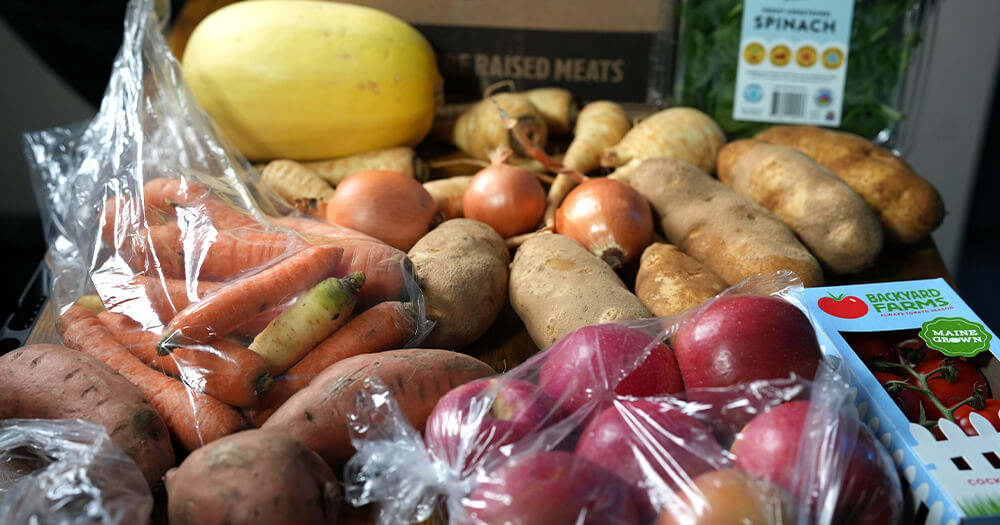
326;169;437;251
462;163;546;238
555;178;653;269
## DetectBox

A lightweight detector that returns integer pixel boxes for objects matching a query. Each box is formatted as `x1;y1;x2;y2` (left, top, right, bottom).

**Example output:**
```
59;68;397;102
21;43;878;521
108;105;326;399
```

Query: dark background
1;1;997;332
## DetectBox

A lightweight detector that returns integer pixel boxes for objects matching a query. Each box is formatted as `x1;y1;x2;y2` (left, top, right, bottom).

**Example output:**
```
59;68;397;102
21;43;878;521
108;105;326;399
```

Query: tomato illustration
954;399;1000;436
911;357;991;420
817;293;868;319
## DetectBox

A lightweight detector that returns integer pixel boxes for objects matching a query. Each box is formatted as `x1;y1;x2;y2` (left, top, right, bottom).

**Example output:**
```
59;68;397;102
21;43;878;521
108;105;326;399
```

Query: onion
463;162;546;238
326;170;437;251
555;178;653;269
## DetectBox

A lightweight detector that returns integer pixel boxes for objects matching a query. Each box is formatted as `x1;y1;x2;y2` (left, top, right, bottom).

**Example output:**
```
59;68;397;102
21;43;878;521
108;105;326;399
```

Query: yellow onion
326;170;437;251
555;178;653;269
463;162;546;238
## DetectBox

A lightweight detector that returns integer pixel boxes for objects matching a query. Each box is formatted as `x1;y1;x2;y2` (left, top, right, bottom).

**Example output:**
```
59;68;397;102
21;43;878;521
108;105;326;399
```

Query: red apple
656;469;795;525
732;401;903;525
459;451;640;525
425;377;561;472
575;399;726;520
673;294;822;391
539;324;683;414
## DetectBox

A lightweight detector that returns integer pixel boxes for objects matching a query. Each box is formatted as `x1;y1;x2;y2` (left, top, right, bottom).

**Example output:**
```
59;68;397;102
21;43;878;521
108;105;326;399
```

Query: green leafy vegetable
675;0;926;141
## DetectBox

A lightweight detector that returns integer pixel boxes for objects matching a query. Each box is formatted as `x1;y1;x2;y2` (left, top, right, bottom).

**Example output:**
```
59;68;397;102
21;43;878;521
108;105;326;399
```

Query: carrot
100;195;172;246
229;303;289;339
248;300;420;426
163;244;344;345
143;178;256;230
98;311;272;407
123;222;310;281
74;294;106;314
301;146;428;187
273;216;415;308
98;273;222;321
59;305;246;450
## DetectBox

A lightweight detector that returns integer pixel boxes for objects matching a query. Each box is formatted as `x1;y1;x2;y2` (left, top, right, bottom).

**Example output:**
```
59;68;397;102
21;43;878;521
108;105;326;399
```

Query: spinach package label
675;0;936;148
732;0;854;127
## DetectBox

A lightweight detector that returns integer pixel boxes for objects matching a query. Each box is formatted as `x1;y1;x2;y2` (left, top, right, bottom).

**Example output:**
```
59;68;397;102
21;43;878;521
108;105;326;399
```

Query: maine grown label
919;317;993;357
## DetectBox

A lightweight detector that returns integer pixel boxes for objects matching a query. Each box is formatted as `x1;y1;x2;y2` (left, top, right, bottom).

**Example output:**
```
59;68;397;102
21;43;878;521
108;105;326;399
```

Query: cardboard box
342;0;676;104
803;279;1000;524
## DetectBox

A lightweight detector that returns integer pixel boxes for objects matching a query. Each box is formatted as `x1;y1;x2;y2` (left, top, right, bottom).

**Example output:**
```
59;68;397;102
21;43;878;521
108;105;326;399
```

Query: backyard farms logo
817;286;951;319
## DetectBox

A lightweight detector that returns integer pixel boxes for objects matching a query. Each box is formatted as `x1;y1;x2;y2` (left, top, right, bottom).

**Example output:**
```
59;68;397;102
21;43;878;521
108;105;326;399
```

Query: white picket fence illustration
856;394;1000;525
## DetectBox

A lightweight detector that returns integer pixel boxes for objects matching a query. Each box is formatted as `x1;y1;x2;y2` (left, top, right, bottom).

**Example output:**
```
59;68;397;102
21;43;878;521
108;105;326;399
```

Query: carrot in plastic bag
162;244;344;345
98;311;272;407
248;300;420;426
59;305;246;450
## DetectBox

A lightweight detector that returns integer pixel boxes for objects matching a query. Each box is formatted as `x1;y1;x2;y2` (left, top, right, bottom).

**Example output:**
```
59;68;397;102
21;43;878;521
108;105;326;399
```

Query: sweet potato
262;349;495;466
166;429;340;525
509;232;651;349
407;219;509;350
0;344;174;487
629;158;824;287
718;139;883;274
756;125;945;243
635;243;728;317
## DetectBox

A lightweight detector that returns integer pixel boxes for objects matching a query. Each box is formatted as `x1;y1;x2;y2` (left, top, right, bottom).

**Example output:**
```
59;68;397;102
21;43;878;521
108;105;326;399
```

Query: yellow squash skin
182;1;439;161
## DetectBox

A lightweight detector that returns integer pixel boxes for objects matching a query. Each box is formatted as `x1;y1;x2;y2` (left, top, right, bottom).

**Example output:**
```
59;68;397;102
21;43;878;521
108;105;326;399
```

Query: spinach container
673;0;937;149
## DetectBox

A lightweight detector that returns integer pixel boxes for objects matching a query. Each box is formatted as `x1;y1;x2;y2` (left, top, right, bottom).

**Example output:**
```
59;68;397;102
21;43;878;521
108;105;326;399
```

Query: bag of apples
344;271;904;525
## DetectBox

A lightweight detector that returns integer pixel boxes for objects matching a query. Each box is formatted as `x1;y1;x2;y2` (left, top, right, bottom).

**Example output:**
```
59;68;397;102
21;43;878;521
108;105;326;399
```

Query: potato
166;429;340;525
717;139;883;274
635;243;728;317
629;158;824;287
262;349;495;466
408;218;509;350
509;232;651;349
0;344;174;487
756;125;945;243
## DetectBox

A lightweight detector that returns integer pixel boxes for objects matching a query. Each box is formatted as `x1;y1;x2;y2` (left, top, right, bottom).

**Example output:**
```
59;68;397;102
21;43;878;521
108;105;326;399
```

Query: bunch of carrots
59;177;423;450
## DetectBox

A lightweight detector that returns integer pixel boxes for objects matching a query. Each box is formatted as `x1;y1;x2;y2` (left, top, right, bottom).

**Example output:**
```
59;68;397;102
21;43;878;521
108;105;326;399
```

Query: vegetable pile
7;0;956;523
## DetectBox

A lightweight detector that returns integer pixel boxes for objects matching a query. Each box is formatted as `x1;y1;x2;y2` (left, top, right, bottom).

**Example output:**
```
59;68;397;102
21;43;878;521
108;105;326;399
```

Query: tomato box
802;278;1000;524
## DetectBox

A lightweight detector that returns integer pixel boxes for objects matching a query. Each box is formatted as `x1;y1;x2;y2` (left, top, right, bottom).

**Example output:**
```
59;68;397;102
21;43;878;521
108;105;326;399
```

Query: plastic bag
0;419;153;525
345;272;903;524
22;0;431;449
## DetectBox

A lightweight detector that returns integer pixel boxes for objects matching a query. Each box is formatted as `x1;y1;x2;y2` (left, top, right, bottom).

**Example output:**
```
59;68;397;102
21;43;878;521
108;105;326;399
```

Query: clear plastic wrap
345;272;904;524
0;419;153;525
22;0;431;450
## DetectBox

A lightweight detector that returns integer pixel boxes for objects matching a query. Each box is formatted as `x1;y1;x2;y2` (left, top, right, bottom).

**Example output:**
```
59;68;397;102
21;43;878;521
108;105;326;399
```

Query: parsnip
302;146;428;186
524;87;577;135
260;159;334;204
249;272;365;374
423;176;473;220
452;93;548;162
602;107;724;182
